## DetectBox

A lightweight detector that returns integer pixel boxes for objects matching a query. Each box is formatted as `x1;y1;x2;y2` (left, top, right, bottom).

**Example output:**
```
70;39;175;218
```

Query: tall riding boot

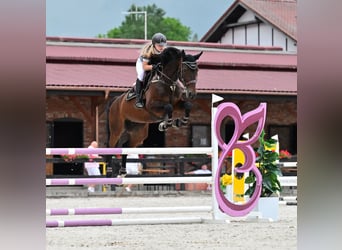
135;79;144;108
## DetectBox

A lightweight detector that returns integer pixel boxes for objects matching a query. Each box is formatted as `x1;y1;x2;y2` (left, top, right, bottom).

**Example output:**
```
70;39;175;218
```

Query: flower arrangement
220;173;232;193
279;149;292;159
61;154;89;162
245;130;282;197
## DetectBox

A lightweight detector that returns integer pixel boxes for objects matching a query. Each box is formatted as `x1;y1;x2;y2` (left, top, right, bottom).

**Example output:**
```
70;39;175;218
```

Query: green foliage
245;130;282;197
97;4;192;41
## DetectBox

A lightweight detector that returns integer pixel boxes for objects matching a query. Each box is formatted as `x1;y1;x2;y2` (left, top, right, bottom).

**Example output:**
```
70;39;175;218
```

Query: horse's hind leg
107;100;127;180
120;154;127;176
128;124;149;147
108;111;128;148
118;124;149;176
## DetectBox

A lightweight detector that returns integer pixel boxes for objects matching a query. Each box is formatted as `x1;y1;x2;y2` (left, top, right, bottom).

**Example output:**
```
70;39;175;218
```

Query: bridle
152;58;182;93
179;61;198;86
179;61;198;99
149;56;198;101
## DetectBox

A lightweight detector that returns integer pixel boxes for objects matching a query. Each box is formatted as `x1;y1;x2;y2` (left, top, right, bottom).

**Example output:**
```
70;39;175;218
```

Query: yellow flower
221;174;232;187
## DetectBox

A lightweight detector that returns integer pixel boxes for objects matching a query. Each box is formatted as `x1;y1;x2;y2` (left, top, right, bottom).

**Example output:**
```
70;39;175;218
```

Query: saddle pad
126;87;136;101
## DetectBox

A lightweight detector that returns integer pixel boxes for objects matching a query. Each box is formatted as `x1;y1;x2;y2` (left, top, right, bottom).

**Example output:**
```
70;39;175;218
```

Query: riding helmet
152;33;167;46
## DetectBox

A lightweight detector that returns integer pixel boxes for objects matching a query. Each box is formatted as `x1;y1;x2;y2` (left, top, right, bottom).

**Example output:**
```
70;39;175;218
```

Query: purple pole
46;219;114;227
48;208;122;216
46;148;123;155
46;217;204;227
46;178;123;185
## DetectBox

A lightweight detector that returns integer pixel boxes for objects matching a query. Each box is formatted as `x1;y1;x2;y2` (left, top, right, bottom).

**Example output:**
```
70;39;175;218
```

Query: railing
46;157;297;192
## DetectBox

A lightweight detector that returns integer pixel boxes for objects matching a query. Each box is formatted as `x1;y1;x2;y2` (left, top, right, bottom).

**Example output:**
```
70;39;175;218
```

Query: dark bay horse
107;47;202;175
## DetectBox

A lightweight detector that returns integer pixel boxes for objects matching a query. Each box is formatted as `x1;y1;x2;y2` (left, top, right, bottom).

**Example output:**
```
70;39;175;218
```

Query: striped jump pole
46;206;212;216
46;217;204;227
46;176;212;186
46;147;213;156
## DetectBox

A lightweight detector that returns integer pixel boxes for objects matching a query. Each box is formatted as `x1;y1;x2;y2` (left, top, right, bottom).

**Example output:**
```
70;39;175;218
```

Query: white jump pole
46;206;212;216
46;176;212;186
46;217;204;227
46;147;213;156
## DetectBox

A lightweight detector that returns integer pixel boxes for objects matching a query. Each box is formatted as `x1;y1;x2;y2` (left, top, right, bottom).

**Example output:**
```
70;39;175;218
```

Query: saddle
126;71;154;101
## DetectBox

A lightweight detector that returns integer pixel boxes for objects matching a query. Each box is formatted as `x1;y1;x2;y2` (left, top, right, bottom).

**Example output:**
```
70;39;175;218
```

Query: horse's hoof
181;121;188;126
172;119;181;128
115;175;125;186
158;122;166;131
119;171;127;176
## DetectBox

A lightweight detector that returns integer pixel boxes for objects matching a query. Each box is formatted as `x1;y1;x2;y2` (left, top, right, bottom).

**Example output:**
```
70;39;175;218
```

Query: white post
95;106;99;142
271;134;280;164
144;11;147;41
122;11;147;40
210;94;230;220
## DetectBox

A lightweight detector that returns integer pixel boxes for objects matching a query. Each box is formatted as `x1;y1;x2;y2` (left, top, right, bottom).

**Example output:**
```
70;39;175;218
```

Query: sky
46;0;234;40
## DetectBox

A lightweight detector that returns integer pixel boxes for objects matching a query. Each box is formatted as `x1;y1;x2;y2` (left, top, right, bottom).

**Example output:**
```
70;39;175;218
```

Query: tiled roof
241;0;297;39
201;0;297;41
46;37;297;96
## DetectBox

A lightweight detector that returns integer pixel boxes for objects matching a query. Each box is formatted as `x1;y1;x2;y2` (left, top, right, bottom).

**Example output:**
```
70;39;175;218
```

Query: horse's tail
104;95;120;181
105;95;129;178
105;96;118;147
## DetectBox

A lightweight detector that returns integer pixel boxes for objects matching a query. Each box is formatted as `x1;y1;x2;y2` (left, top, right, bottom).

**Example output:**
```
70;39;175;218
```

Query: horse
107;47;202;175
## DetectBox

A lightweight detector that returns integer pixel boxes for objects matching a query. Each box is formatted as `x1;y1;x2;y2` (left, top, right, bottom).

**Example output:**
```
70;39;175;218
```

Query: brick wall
46;95;297;149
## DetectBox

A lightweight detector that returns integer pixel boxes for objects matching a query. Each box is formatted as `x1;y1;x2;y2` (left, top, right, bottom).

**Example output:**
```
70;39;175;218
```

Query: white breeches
136;58;145;81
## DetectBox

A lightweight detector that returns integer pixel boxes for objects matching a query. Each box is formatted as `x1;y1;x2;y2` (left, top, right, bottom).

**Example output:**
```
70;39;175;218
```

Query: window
268;124;297;155
46;121;53;147
191;125;211;147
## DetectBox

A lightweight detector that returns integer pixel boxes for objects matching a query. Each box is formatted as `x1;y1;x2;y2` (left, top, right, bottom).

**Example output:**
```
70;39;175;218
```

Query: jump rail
46;176;295;187
46;176;211;186
46;217;204;227
46;206;212;216
46;147;213;156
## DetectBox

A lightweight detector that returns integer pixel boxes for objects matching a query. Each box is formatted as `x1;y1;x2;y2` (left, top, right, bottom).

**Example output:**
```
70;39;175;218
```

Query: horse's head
150;47;183;83
179;51;203;100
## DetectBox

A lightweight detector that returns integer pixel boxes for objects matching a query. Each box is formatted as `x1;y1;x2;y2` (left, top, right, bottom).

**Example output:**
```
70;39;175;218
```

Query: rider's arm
142;60;153;71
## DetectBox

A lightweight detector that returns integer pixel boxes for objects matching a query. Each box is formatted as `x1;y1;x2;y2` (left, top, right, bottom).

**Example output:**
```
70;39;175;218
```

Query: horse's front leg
173;101;192;128
158;103;173;131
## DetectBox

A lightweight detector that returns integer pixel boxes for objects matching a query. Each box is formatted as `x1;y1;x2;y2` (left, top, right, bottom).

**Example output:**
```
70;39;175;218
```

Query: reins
151;57;182;90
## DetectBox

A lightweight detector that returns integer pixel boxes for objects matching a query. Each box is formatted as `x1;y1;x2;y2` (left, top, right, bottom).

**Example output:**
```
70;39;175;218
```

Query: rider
135;32;167;108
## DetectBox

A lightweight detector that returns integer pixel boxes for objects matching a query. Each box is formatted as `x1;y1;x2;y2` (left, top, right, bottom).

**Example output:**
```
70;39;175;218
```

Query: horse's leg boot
135;79;144;108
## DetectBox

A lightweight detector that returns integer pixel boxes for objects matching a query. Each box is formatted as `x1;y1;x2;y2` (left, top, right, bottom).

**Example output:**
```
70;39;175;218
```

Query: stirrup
135;101;144;108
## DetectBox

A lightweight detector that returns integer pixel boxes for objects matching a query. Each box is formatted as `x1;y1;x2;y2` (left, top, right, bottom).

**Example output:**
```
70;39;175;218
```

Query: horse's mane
150;47;181;66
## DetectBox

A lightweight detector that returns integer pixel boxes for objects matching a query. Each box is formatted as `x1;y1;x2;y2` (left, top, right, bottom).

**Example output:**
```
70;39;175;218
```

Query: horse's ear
181;49;186;58
194;51;203;60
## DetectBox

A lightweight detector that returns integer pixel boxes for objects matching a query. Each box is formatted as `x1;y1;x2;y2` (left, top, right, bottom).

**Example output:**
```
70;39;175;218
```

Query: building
201;0;297;53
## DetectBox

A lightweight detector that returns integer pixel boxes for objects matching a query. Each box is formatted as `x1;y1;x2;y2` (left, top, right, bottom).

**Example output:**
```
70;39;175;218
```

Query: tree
97;4;192;41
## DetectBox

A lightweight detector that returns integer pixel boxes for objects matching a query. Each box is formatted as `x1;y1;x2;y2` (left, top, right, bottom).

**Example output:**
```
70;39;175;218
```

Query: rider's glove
152;63;160;71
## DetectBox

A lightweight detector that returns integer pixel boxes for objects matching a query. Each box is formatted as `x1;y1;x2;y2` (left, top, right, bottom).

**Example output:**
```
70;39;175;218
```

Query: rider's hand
152;63;160;71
